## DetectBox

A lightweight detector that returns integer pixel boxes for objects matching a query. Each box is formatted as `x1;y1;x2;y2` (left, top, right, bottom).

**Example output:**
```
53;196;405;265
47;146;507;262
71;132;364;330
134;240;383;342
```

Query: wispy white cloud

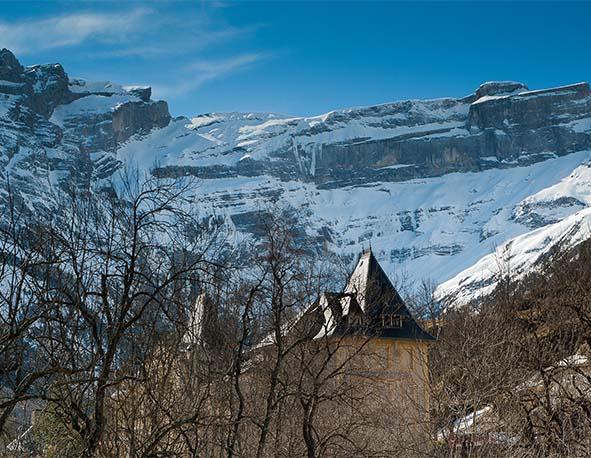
153;53;272;98
0;6;274;105
0;7;263;62
0;8;151;55
184;53;268;75
95;24;259;59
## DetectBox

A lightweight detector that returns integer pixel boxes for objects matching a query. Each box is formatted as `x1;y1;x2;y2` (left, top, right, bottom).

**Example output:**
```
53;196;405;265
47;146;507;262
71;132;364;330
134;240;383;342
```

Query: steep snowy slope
436;206;591;305
436;160;591;305
113;78;591;293
150;148;591;290
2;47;591;300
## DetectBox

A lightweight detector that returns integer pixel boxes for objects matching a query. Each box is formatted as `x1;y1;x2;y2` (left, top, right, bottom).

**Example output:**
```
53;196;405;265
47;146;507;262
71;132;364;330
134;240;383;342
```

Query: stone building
251;248;436;454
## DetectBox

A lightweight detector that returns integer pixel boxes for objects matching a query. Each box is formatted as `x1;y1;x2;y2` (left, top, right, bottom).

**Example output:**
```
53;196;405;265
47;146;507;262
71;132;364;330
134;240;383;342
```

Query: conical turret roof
338;248;434;340
254;248;435;347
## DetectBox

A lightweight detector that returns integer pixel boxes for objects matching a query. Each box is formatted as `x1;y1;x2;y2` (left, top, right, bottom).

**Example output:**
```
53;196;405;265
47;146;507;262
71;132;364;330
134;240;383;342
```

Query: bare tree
0;185;61;440
0;173;224;457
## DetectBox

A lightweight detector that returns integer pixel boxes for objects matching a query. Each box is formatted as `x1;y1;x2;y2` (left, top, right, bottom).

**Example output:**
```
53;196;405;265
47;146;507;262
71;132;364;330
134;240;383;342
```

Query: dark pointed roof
308;249;435;341
254;249;435;349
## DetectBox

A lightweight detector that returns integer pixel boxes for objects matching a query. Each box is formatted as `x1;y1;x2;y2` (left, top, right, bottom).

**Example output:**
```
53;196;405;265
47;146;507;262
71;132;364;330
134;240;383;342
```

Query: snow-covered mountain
435;161;591;305
2;48;591;303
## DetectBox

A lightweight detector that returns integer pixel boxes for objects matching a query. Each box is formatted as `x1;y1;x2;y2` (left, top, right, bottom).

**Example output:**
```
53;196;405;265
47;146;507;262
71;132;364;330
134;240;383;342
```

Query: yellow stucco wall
333;336;432;425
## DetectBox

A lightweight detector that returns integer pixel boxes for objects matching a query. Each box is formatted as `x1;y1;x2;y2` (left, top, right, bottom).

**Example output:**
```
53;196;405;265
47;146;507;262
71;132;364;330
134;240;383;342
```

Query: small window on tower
348;313;363;326
381;314;403;328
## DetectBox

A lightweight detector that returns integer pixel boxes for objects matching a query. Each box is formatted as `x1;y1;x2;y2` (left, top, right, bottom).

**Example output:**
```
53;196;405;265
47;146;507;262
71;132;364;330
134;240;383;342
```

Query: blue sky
1;1;590;117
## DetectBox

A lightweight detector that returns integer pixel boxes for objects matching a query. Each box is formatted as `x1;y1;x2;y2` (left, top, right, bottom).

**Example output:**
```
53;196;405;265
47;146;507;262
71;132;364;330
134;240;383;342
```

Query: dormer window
348;313;364;326
381;314;403;328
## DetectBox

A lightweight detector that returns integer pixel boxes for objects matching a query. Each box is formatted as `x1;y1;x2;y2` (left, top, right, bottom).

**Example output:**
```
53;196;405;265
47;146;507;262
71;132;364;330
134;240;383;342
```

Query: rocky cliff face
0;48;170;210
2;48;591;300
149;80;591;190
